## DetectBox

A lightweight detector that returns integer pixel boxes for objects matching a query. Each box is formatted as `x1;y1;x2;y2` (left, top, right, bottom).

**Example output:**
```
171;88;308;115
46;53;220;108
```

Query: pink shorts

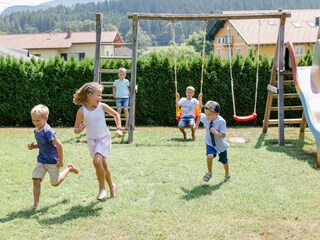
87;135;111;158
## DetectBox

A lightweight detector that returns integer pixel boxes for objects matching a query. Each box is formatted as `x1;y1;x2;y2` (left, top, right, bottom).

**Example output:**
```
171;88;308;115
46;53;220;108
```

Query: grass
1;126;320;239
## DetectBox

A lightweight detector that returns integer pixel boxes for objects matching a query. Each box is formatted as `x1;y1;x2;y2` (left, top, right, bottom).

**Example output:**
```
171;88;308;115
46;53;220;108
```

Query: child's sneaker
203;172;212;182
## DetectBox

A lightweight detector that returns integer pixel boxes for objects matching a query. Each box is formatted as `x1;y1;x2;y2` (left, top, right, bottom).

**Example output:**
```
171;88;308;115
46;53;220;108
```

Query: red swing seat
233;112;257;122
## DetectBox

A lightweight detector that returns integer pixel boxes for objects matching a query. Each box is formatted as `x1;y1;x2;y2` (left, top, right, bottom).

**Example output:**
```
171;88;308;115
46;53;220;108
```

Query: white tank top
82;103;110;139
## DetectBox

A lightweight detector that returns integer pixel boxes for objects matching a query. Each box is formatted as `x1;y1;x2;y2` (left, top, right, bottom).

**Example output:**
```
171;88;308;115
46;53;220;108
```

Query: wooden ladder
262;65;306;133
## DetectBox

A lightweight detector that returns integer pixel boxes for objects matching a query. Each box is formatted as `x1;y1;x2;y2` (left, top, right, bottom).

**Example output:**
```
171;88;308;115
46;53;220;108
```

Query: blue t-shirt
113;79;130;98
199;113;229;153
34;124;58;164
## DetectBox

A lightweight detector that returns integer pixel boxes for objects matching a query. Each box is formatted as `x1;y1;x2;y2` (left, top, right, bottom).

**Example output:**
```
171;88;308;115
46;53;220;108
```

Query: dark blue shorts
206;144;228;164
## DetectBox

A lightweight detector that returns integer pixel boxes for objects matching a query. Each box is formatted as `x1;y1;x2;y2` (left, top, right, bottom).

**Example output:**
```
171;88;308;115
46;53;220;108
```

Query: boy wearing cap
195;100;230;181
176;86;202;140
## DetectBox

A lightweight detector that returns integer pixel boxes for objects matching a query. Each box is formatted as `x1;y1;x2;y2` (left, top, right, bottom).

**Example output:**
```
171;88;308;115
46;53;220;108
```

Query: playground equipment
227;20;260;122
286;40;320;167
172;21;206;123
128;11;291;144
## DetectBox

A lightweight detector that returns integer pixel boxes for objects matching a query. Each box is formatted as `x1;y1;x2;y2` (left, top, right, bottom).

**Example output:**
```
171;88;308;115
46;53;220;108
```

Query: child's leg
32;178;41;210
178;126;187;140
102;157;117;197
206;154;214;173
190;126;195;140
93;153;107;200
123;108;129;129
223;163;230;178
54;164;79;186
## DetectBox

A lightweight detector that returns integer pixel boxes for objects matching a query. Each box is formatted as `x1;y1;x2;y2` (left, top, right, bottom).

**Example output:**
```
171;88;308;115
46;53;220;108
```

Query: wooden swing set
128;11;292;145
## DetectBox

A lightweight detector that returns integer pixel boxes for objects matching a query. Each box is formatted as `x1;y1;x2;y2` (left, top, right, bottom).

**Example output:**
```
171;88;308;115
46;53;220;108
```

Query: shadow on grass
0;199;70;223
38;200;103;225
181;180;227;200
62;133;86;144
169;138;195;142
255;132;318;169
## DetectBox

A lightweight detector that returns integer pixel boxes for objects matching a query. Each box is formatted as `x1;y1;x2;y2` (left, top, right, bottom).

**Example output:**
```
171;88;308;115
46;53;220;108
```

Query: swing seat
176;106;201;126
233;112;257;122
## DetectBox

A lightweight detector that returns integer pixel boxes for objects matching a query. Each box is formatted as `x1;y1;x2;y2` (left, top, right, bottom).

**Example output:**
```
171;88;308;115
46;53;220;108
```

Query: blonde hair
73;82;104;105
186;86;195;92
118;67;126;73
31;104;49;118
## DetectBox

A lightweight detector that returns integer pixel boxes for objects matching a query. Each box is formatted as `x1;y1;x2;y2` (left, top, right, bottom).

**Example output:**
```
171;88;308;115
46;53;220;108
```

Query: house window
248;48;252;54
79;52;85;60
226;28;231;37
105;51;109;56
226;48;233;59
217;48;222;57
236;48;242;55
294;45;305;56
61;53;67;60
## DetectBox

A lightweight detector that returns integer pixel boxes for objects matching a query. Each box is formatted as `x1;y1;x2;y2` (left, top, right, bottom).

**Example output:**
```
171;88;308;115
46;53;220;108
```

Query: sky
0;0;49;13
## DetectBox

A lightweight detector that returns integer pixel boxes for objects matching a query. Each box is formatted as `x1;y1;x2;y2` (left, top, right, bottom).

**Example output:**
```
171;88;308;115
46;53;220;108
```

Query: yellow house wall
213;24;314;59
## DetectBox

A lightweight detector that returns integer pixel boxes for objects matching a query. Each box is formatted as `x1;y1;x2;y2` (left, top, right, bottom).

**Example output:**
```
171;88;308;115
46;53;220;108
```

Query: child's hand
176;92;180;98
28;142;37;150
115;130;123;138
79;122;86;132
210;128;219;135
56;160;63;168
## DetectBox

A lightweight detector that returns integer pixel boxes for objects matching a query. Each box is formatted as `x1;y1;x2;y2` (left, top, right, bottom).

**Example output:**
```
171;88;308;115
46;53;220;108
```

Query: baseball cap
204;101;220;113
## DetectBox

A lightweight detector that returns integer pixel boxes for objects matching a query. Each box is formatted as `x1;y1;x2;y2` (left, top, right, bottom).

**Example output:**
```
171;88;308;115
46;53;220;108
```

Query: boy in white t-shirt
176;86;202;140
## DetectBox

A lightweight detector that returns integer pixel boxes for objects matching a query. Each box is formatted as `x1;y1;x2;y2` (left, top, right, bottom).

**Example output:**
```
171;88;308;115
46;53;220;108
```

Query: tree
184;30;212;54
125;26;153;50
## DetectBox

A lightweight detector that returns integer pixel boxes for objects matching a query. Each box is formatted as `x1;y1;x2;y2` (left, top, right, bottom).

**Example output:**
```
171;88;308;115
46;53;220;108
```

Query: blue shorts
116;98;129;108
178;116;195;127
206;144;228;164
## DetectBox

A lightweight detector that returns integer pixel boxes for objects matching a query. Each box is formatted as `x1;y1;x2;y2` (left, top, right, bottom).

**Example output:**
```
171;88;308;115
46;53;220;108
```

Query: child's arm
102;103;123;137
127;80;130;96
74;108;86;134
176;92;180;107
52;138;64;168
112;86;116;98
210;128;226;139
28;142;38;150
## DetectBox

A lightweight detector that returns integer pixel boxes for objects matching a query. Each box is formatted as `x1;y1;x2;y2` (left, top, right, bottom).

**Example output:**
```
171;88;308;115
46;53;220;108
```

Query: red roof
0;31;121;50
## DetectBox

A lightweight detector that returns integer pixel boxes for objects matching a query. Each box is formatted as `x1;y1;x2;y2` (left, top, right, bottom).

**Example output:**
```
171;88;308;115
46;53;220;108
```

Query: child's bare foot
97;188;107;201
110;184;117;198
191;132;195;141
29;204;38;211
183;132;187;140
67;164;79;174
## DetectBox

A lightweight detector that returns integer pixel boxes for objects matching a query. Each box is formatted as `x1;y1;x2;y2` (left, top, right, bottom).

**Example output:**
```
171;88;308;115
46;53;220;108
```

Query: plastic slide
286;40;320;166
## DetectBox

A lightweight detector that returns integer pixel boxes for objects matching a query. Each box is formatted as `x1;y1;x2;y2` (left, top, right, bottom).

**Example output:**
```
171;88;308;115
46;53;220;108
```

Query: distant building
0;46;41;61
206;9;320;59
0;31;124;60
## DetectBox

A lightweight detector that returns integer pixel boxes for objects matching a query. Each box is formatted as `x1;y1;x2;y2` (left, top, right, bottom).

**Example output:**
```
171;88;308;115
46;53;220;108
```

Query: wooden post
128;14;139;143
93;12;102;82
277;12;286;146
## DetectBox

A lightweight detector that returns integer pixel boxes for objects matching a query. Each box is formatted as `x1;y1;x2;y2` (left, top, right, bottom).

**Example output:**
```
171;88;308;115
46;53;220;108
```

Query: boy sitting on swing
176;86;202;140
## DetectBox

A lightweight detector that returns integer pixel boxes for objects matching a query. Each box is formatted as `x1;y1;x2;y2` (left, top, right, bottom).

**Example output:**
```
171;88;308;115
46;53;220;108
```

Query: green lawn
0;126;319;239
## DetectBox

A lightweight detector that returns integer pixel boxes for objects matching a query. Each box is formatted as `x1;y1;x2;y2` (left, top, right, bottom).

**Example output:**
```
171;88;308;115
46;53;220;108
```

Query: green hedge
0;53;306;127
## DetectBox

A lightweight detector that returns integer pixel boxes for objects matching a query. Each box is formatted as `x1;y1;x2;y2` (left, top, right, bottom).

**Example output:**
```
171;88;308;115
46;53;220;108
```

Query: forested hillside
1;0;320;46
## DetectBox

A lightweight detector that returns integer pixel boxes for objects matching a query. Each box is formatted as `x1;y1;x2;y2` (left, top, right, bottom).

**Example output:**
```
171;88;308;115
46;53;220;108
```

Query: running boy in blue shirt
195;100;230;181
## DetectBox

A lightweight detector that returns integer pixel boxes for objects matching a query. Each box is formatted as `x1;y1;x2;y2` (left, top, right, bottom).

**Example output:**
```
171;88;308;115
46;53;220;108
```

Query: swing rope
228;19;260;122
173;20;207;120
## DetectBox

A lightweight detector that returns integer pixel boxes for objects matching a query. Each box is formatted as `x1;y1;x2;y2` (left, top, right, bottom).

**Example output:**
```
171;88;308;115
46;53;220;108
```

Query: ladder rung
101;99;116;103
267;84;278;93
99;69;132;74
267;118;303;125
102;94;114;97
270;106;303;111
100;56;132;60
273;93;299;98
275;80;295;86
